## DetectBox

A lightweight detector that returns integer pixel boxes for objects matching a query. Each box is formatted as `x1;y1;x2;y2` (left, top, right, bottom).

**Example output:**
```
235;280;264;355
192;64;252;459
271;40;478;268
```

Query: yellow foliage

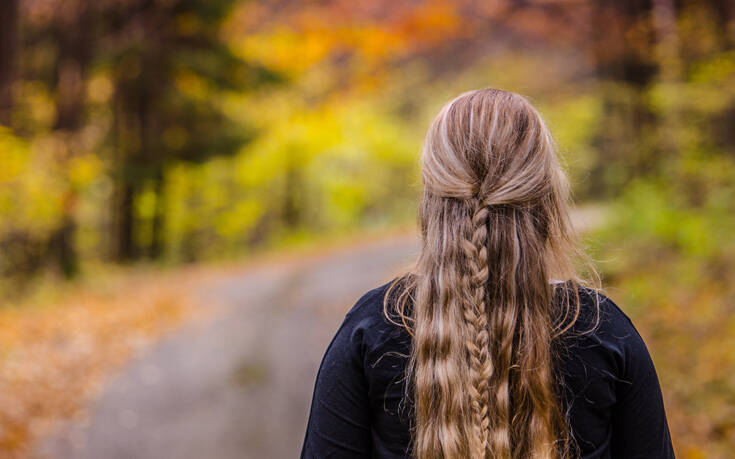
87;76;114;104
174;70;209;101
0;127;29;182
67;155;102;189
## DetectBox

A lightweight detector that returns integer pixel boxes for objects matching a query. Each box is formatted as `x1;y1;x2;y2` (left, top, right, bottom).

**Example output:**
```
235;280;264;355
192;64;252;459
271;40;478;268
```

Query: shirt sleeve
609;305;675;458
300;310;372;458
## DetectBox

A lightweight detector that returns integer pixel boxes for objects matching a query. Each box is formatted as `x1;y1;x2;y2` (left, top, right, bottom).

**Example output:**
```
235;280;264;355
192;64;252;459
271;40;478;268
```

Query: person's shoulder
566;284;653;365
574;286;665;405
337;276;410;344
572;285;639;337
344;277;397;323
318;279;399;365
339;277;412;358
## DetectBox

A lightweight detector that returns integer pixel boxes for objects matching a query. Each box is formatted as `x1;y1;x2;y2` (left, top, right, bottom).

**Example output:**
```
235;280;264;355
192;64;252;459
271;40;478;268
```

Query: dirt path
37;233;420;459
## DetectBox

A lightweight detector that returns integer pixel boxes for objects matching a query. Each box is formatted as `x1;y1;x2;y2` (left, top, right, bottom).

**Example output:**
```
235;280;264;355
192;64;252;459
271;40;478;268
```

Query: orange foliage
0;277;207;459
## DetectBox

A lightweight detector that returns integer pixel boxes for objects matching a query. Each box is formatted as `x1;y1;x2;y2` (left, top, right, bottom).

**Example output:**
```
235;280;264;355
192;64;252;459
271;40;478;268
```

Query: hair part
383;88;601;459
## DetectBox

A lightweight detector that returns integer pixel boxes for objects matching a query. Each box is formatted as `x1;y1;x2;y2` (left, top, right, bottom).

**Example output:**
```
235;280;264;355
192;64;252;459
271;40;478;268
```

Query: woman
300;88;674;458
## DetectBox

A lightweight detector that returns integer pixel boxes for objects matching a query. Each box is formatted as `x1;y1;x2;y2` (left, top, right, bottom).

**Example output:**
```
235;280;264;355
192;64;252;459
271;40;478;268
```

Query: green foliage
588;46;735;456
159;97;419;262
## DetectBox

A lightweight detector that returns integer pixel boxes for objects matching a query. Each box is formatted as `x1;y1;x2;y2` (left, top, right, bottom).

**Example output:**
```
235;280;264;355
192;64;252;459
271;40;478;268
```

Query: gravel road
37;233;420;459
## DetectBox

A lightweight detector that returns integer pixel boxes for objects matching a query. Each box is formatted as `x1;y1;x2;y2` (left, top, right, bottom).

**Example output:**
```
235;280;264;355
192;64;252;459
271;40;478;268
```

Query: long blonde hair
384;88;599;459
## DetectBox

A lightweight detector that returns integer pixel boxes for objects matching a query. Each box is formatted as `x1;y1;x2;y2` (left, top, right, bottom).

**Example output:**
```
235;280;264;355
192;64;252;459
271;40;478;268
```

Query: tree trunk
282;154;302;228
0;0;18;126
48;197;79;278
150;167;166;259
46;6;93;278
112;84;141;262
115;179;138;261
587;0;659;198
709;0;735;48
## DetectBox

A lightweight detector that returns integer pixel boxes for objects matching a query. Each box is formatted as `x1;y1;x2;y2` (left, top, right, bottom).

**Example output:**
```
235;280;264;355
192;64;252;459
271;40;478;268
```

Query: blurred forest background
1;0;734;457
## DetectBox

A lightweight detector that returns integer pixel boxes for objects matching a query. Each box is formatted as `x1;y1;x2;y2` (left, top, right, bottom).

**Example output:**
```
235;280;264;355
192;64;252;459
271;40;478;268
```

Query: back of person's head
385;88;599;459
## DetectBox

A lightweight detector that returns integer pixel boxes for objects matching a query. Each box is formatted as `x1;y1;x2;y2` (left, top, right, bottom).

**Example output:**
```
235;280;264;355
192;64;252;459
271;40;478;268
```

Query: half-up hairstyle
384;88;600;459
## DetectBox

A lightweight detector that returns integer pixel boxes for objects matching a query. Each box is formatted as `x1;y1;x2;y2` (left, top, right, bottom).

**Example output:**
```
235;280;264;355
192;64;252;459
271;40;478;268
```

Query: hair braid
384;88;601;459
460;201;493;458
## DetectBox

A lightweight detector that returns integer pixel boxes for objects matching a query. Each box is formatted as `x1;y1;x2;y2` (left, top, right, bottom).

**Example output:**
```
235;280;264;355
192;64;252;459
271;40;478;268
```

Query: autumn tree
104;0;280;261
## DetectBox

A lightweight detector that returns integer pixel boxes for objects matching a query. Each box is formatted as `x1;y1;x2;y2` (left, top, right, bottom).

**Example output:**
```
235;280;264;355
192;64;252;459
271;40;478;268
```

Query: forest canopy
1;0;732;283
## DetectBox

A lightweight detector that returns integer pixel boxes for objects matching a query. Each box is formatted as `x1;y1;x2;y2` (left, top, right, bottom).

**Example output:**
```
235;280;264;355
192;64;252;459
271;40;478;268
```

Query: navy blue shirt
300;279;675;458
